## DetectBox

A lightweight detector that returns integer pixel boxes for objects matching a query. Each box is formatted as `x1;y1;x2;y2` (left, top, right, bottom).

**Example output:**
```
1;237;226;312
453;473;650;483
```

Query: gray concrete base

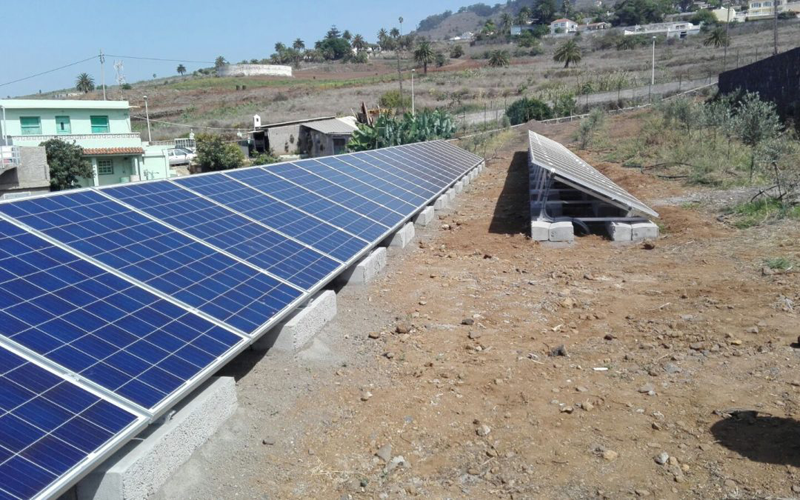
382;222;415;249
605;222;633;242
631;222;659;241
530;219;575;243
462;175;470;187
253;290;337;352
336;247;387;285
530;220;550;241
413;206;435;227
454;180;464;194
445;188;456;204
434;195;449;212
77;377;237;500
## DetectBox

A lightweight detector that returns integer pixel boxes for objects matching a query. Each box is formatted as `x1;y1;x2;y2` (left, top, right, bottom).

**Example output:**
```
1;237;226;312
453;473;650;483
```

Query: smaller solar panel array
528;131;658;218
0;140;482;499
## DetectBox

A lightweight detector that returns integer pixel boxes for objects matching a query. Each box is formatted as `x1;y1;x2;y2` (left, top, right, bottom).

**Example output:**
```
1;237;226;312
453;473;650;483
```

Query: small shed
299;118;359;158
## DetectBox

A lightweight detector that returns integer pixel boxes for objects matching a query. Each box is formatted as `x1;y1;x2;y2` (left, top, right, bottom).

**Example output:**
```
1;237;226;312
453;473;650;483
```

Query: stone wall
217;64;293;78
718;46;800;123
0;146;51;196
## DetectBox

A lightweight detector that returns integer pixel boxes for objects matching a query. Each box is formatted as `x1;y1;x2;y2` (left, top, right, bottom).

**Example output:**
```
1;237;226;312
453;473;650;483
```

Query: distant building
299;117;359;158
711;6;746;22
0;99;171;189
577;21;612;31
449;31;475;41
623;22;700;38
0;145;50;198
550;18;579;34
747;0;800;18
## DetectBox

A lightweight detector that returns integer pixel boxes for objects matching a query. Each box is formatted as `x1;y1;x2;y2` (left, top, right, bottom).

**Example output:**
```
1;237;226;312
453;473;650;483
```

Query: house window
97;159;114;175
333;138;347;155
56;116;71;134
90;116;110;133
20;117;41;135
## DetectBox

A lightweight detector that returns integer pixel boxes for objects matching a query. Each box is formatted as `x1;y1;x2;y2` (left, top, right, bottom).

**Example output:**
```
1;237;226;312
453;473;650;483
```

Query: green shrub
450;45;465;58
195;133;245;171
379;90;412;110
41;139;93;190
505;97;553;125
348;109;456;151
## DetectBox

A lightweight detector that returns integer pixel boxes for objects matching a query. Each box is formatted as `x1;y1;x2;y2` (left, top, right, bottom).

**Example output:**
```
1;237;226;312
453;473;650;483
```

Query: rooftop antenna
114;60;127;87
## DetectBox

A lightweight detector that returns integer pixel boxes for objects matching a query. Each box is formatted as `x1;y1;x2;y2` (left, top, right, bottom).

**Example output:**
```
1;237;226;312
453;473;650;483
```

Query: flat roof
302;118;358;135
0;99;131;110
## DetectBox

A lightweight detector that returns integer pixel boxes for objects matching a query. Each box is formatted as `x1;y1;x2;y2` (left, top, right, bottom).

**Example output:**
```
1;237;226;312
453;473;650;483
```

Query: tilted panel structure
0;140;482;499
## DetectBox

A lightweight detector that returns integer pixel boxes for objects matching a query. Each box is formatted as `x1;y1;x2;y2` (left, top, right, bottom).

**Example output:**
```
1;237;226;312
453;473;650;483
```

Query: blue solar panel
263;163;405;227
225;168;389;241
402;142;476;178
0;191;303;335
103;182;341;290
290;159;418;216
174;174;367;262
330;154;439;200
0;220;244;409
0;347;141;500
362;149;450;190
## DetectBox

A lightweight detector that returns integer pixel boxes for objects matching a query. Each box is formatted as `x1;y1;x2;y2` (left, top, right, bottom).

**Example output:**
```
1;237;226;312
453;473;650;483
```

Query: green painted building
0;99;172;188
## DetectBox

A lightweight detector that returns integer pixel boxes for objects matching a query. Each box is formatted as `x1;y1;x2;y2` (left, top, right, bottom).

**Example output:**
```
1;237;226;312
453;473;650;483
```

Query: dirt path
157;119;800;500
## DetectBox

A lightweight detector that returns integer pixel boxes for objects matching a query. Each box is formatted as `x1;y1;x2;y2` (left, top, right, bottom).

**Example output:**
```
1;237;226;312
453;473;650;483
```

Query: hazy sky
1;0;468;97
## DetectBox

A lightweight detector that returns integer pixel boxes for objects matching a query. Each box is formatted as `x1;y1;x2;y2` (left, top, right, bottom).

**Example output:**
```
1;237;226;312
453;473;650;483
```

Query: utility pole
411;69;416;116
773;0;779;55
723;5;731;71
650;36;655;103
100;49;106;100
397;16;404;114
143;95;152;143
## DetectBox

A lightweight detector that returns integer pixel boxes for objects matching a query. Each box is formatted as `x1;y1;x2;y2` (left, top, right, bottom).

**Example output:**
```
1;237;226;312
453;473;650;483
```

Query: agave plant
347;110;456;152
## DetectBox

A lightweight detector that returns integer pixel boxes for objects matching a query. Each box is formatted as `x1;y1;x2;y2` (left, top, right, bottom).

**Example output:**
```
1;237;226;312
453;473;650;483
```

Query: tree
733;92;783;181
75;73;95;93
576;108;606;148
482;19;497;35
316;37;352;60
613;0;670;26
275;42;287;53
176;64;186;76
488;50;511;67
41;139;93;191
214;56;227;69
327;25;341;39
389;27;401;39
517;6;532;25
505;97;553;125
293;38;305;51
435;52;447;68
703;26;730;48
414;41;436;74
195;133;245;172
450;45;465;58
691;9;719;26
535;0;558;24
500;12;514;34
352;34;367;52
553;39;582;68
342;30;352;41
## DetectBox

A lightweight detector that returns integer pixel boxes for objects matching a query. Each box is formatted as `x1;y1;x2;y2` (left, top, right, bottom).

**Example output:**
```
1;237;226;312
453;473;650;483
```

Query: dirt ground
156;115;800;500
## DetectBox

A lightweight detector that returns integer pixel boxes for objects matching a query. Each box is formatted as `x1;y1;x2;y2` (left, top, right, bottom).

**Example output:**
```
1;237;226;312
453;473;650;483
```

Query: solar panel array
0;140;482;499
527;131;659;218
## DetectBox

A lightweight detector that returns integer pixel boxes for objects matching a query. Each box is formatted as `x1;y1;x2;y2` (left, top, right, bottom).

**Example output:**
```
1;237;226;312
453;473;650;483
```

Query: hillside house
747;0;800;18
711;6;746;22
299;118;358;158
550;19;578;34
623;22;700;38
0;99;171;189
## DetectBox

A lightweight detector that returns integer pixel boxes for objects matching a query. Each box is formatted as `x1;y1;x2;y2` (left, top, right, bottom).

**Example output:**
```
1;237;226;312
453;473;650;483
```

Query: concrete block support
253;291;337;352
413;206;435;227
382;222;415;249
446;188;456;204
454;180;464;194
434;195;449;212
605;222;633;242
336;248;387;285
462;175;470;187
631;222;659;241
530;220;550;241
549;221;575;243
77;378;237;500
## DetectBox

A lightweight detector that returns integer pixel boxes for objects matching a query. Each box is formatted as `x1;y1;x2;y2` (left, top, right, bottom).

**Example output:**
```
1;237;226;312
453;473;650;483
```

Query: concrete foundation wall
434;195;449;211
77;377;237;500
254;290;337;352
217;64;292;77
382;222;415;248
336;248;387;285
413;206;435;227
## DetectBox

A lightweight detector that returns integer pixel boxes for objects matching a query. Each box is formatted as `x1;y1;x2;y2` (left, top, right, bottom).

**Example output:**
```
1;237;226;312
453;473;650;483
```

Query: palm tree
352;34;366;52
488;50;511;68
414;41;436;74
500;12;514;33
390;27;400;39
275;42;286;53
482;20;497;35
176;64;186;76
704;26;730;48
293;38;305;51
553;39;582;68
75;73;95;93
517;6;532;24
342;30;352;41
214;56;227;69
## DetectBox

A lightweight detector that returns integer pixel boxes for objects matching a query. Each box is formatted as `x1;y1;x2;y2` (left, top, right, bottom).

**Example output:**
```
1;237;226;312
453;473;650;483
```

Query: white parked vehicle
167;148;196;166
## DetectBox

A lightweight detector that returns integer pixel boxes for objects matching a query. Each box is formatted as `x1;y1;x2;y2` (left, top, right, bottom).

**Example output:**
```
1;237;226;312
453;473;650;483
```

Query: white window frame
97;159;114;175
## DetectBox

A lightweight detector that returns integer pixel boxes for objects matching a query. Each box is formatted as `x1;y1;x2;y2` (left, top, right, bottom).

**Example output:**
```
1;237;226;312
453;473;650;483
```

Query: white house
711;6;746;22
550;18;579;34
623;22;700;38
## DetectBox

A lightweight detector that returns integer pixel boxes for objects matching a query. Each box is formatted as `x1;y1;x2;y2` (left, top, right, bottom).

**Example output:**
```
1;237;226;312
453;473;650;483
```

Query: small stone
724;479;737;490
560;406;574;414
655;452;669;465
395;322;410;334
792;485;800;493
375;444;392;462
385;455;408;472
604;333;617;341
668;456;679;466
638;384;655;394
361;391;373;401
642;241;656;250
467;467;480;476
664;363;682;374
262;438;275;446
746;326;759;334
561;297;575;309
476;424;491;437
635;489;651;497
582;401;595;411
368;332;381;339
462;318;475;326
550;344;568;357
652;422;662;431
602;450;618;461
384;352;395;359
468;330;482;340
576;386;588;393
689;342;704;351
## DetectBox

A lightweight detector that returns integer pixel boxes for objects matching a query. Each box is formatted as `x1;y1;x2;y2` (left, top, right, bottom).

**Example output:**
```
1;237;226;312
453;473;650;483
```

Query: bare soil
156;113;800;499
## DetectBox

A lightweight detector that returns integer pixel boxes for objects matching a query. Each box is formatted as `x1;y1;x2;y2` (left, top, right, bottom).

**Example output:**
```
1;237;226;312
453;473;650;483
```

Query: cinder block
382;222;415;248
631;221;659;241
605;222;632;242
434;195;449;211
336;248;387;285
77;377;237;500
413;206;435;227
454;180;464;194
446;188;456;204
549;221;574;242
253;290;337;352
462;175;470;187
530;220;550;241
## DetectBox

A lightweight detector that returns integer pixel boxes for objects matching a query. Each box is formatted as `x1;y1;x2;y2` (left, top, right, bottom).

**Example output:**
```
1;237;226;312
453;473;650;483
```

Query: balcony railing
10;133;141;142
0;145;21;170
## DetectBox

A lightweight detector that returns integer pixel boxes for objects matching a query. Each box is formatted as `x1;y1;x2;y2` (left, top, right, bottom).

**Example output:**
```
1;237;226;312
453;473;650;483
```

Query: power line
0;55;97;88
106;54;215;65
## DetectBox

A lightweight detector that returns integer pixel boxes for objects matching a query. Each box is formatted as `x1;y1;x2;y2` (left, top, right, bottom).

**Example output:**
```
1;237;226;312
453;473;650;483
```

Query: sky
1;0;469;98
